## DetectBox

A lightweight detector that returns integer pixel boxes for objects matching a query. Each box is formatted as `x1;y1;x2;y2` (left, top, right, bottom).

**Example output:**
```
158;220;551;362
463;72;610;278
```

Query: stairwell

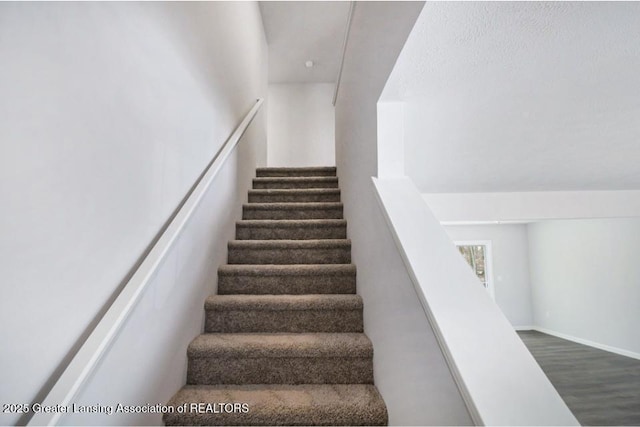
164;167;388;426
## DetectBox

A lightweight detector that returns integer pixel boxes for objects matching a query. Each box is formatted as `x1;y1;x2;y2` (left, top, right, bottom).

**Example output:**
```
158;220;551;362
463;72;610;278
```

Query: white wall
335;3;474;425
444;225;533;328
0;3;267;425
423;191;640;224
377;102;405;179
528;218;640;356
267;83;335;167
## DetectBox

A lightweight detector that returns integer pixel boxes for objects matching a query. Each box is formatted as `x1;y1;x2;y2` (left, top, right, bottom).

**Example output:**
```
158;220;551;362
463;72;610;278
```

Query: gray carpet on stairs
217;264;357;295
243;202;344;220
205;294;363;333
253;176;339;189
236;219;347;240
164;167;388;426
248;188;341;203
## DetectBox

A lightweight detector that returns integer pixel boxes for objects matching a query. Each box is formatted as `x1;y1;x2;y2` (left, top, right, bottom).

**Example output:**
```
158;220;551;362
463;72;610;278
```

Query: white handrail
332;1;356;106
27;98;264;426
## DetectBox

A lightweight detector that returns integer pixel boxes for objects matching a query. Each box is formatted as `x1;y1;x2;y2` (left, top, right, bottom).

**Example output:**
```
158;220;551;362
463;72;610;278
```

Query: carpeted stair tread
217;264;357;295
162;384;387;426
228;239;351;265
228;239;351;250
218;263;357;277
243;202;343;220
205;295;363;333
244;203;343;211
256;166;337;177
253;177;339;189
236;219;346;240
248;189;341;203
188;333;372;358
186;333;374;384
236;219;347;228
206;294;362;311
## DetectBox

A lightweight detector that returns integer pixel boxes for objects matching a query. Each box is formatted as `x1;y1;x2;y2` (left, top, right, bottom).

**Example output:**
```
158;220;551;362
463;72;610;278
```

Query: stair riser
163;384;388;426
256;169;336;178
188;358;373;385
248;192;341;203
243;208;343;220
253;180;338;190
217;275;356;295
228;247;351;265
206;310;363;333
236;225;346;240
164;406;386;427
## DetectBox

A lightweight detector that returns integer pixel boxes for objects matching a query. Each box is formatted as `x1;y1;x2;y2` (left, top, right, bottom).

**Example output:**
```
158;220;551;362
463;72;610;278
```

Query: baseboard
513;325;534;331
533;327;640;361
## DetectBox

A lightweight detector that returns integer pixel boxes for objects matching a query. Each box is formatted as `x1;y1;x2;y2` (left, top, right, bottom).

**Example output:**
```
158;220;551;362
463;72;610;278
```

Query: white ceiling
383;2;640;193
259;1;350;83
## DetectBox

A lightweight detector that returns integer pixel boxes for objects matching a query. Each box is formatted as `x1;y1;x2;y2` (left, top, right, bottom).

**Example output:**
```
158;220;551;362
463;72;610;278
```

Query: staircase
164;167;387;426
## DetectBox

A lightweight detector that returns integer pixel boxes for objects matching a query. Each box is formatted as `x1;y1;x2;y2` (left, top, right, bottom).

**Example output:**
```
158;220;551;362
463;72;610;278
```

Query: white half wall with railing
371;178;578;425
0;3;267;425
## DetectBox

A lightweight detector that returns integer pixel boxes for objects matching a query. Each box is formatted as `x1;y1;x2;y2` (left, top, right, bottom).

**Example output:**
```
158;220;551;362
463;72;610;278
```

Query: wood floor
518;331;640;426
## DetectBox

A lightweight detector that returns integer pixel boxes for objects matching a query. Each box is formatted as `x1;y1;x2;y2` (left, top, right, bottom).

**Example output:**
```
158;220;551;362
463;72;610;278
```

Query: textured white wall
528;219;640;356
267;83;335;167
0;3;267;425
444;225;533;328
383;2;640;193
335;3;474;425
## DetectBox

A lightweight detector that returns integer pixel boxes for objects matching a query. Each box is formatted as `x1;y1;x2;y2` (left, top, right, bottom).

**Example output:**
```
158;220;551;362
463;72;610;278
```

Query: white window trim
454;240;495;301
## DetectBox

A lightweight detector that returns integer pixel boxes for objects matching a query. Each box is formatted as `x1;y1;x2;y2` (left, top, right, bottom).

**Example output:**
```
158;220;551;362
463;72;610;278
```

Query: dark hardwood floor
518;331;640;426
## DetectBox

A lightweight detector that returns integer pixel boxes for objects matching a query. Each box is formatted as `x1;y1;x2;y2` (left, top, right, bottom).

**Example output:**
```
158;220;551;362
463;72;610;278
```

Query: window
454;240;495;299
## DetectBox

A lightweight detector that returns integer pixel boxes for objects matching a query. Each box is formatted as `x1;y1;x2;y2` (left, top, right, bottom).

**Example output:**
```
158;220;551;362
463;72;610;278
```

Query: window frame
454;239;495;301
